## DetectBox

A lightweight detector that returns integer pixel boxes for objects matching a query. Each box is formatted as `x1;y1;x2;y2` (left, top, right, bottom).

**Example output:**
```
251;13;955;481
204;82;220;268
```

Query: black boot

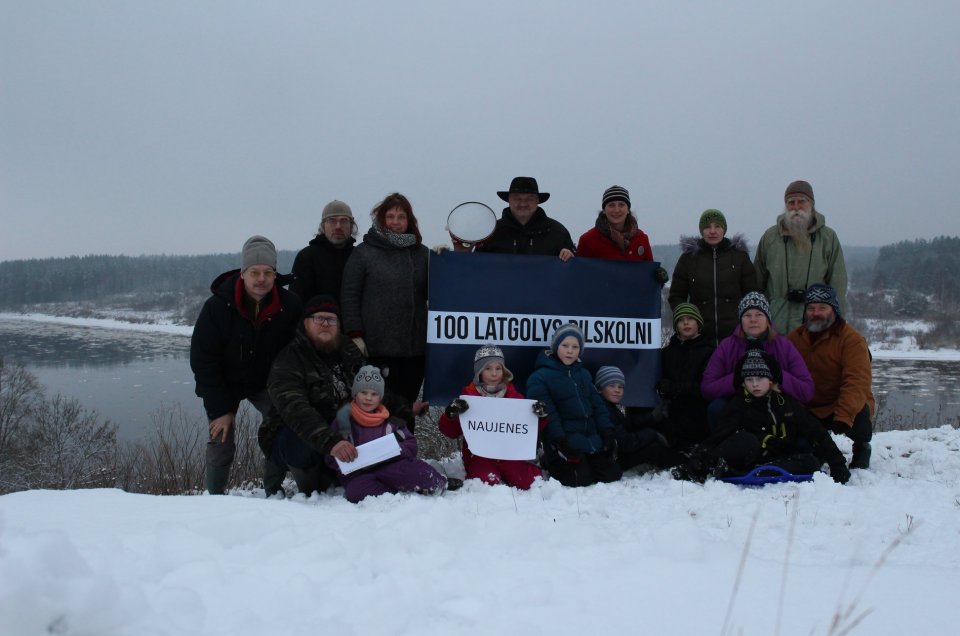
850;442;871;469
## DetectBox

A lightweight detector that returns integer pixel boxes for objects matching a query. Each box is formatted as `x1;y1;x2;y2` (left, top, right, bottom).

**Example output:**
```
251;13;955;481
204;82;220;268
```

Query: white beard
783;207;813;253
805;314;835;333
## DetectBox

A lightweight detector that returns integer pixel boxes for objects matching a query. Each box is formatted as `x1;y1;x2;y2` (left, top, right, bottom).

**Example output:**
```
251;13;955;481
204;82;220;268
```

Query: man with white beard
788;284;874;469
754;180;848;333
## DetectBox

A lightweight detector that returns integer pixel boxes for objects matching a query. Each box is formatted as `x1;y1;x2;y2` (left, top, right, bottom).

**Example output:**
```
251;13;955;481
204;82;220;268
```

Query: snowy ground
2;427;959;636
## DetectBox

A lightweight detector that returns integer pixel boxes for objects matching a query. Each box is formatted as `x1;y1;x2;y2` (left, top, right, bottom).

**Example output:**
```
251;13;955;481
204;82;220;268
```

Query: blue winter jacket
525;350;613;455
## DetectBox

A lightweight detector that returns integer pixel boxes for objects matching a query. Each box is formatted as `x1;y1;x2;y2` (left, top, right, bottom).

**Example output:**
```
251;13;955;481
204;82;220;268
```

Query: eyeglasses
308;316;338;326
245;268;276;279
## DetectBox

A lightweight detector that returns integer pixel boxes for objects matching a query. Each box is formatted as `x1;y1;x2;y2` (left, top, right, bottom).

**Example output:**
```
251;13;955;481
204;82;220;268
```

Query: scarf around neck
351;402;391;427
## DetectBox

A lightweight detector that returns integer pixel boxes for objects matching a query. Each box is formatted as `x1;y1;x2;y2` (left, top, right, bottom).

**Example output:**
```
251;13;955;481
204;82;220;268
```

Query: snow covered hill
2;427;959;636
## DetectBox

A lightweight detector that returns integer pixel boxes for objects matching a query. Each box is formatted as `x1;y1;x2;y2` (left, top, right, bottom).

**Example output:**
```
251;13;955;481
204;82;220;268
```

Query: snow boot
446;477;464;491
850;442;871;469
262;457;287;497
205;464;230;495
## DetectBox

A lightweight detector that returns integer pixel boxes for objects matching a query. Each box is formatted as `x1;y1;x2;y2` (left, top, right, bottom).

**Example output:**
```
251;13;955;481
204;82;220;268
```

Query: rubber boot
206;464;230;495
289;464;332;497
263;457;287;497
850;442;871;469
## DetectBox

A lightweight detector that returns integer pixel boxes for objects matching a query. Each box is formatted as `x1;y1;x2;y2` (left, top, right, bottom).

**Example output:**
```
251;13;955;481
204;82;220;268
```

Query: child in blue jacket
526;324;622;487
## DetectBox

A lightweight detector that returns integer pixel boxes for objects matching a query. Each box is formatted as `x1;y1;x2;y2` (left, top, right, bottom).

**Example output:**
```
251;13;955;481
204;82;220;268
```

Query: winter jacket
754;211;848;334
341;227;429;357
474;207;575;256
657;333;715;447
259;329;412;457
525;351;613;456
668;234;758;346
438;382;548;465
701;327;814;403
707;389;846;467
290;234;355;303
787;319;875;426
259;329;366;457
576;218;653;261
190;269;302;420
325;409;418;475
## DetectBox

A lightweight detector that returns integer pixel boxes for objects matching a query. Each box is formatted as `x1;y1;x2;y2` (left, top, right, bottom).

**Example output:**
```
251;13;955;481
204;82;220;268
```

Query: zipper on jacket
711;246;719;346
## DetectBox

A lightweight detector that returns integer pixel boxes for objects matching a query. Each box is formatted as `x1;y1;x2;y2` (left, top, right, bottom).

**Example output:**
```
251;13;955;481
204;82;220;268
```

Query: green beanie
698;209;727;233
672;302;704;328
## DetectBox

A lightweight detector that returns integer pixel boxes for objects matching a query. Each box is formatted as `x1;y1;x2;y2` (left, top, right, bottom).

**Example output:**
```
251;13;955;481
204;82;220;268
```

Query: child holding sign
439;345;547;489
526;324;623;487
330;366;447;503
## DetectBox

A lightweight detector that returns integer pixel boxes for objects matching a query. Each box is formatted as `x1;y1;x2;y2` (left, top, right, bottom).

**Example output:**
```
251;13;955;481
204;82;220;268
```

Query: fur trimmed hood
678;233;750;255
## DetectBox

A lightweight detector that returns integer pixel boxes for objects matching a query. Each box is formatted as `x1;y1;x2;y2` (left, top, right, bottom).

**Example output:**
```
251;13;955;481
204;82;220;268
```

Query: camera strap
782;234;815;293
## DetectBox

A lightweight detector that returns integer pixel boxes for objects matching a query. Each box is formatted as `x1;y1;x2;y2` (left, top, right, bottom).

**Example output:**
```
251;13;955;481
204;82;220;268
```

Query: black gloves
600;429;618;460
444;398;468;419
829;458;851;484
532;401;548;418
654;266;670;286
555;439;582;462
656;378;673;399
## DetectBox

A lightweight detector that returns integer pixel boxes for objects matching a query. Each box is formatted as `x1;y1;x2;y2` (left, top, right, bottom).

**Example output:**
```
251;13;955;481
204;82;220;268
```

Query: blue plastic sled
719;465;814;487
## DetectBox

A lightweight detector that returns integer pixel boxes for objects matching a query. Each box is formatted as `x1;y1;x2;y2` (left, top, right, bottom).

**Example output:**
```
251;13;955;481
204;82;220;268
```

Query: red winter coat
438;382;547;467
576;226;653;261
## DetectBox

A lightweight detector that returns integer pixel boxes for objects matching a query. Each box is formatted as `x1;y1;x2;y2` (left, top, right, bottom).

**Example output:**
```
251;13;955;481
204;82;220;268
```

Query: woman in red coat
576;185;653;261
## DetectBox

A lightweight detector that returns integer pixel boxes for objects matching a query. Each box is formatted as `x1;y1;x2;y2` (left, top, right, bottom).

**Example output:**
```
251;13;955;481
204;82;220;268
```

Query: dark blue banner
425;252;662;407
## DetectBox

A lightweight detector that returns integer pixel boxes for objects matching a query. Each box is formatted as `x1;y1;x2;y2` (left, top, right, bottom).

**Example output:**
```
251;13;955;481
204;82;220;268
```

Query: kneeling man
787;284;874;469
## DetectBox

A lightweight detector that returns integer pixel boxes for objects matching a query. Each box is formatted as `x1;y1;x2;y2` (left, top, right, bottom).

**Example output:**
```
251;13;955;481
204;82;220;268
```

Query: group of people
190;175;870;499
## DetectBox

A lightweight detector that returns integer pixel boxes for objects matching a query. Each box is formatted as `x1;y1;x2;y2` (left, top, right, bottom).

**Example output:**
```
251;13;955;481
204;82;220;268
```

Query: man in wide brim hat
474;176;574;259
497;176;550;204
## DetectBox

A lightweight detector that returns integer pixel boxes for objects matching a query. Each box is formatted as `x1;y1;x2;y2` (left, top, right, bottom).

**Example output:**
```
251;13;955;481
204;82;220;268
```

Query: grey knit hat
804;283;842;318
473;344;514;386
738;291;771;322
550;323;584;355
594;366;626;390
352;365;385;398
602;185;631;210
241;235;277;272
322;200;353;221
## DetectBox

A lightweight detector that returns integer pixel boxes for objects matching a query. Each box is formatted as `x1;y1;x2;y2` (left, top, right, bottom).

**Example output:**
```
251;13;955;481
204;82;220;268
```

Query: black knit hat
736;349;782;387
302;294;340;320
498;176;549;203
738;291;771;322
602;185;631;210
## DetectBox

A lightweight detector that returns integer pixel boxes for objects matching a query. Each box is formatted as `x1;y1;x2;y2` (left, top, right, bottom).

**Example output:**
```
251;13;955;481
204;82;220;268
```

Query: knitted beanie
594;365;626;390
602;185;631;210
804;283;842;318
322;200;353;221
698;209;727;233
302;294;340;320
784;180;814;203
473;344;514;386
672;302;704;328
550;323;584;355
352;365;385;398
738;291;771;322
241;235;277;272
737;350;783;388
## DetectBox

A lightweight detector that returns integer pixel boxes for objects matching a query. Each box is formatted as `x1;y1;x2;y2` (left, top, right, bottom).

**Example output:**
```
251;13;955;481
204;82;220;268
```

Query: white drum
446;202;497;248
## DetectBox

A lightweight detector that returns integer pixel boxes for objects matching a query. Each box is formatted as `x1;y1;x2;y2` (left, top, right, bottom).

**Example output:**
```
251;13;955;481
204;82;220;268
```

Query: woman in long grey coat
668;209;759;346
341;193;429;404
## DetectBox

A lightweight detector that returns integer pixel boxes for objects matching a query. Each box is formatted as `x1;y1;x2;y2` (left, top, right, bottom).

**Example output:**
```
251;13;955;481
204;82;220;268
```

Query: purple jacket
326;406;418;474
701;327;814;402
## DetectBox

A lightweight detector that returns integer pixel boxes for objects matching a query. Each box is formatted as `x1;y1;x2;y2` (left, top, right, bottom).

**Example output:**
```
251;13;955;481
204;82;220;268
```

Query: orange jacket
787;320;875;427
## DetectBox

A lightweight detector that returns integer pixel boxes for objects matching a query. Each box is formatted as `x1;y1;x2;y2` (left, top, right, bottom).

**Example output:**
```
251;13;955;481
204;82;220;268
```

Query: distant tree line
0;251;296;309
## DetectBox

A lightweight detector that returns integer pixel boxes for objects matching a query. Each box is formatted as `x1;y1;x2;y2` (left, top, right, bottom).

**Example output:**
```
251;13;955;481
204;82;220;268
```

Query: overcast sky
1;1;956;262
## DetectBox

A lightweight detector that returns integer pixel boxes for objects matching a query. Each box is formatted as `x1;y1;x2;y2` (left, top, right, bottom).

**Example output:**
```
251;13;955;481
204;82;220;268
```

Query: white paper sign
336;434;402;475
459;396;538;461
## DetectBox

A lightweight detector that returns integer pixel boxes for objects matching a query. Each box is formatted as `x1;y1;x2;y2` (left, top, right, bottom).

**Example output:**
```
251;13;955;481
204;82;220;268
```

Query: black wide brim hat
497;176;550;203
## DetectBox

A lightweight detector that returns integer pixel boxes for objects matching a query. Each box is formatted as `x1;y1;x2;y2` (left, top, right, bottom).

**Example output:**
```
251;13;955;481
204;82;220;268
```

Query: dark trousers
819;404;873;444
708;432;821;475
369;354;426;404
269;426;336;495
546;453;623;488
